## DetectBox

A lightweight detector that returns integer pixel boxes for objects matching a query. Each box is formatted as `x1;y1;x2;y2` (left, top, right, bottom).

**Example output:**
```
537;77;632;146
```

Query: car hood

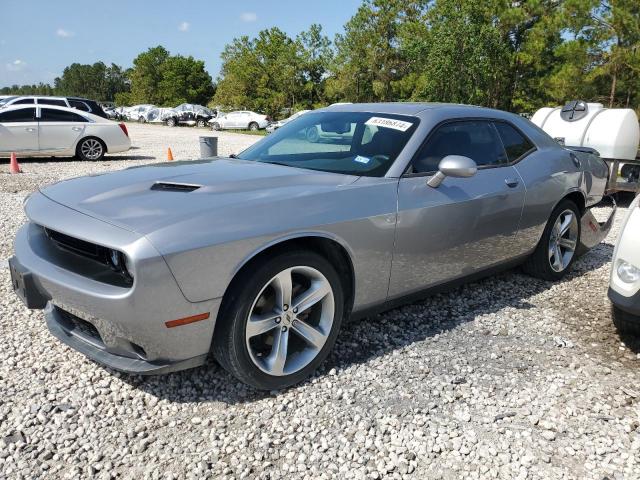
39;158;359;236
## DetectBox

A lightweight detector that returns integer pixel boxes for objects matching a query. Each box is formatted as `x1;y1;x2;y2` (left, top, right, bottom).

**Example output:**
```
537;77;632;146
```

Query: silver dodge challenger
9;103;615;390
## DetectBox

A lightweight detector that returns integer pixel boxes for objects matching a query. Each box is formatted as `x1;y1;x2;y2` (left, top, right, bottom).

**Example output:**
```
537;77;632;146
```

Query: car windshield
237;111;419;177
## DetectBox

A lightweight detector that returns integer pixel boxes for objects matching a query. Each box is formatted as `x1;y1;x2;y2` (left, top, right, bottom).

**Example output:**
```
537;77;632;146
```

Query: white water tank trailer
532;100;640;193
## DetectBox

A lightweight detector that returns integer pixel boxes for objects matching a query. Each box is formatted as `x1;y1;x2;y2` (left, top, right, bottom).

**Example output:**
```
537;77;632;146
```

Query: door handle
71;127;83;132
505;178;519;188
25;127;36;132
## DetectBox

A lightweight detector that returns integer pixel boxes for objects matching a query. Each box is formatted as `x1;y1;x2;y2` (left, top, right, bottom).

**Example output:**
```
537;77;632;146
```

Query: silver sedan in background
9;103;613;390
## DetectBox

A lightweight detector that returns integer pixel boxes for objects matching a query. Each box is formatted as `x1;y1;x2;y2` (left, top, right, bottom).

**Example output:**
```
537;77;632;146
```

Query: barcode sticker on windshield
365;117;413;132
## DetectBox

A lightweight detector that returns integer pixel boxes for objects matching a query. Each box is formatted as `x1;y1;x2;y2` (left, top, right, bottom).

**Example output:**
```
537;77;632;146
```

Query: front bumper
11;193;222;374
608;287;640;317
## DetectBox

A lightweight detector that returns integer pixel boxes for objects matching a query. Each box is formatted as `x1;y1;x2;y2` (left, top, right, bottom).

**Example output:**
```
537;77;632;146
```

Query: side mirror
427;155;477;188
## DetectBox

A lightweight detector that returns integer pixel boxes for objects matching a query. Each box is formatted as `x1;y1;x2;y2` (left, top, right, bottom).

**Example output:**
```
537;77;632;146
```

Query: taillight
119;123;129;137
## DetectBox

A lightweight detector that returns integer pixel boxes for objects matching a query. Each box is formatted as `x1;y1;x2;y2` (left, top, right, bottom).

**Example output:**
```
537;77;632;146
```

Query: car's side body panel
155;176;399;309
389;166;526;298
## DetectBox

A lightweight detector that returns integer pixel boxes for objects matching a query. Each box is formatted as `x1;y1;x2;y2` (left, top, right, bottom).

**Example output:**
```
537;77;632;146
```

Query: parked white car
210;111;269;131
609;194;640;335
125;104;156;122
0;105;131;161
266;110;311;134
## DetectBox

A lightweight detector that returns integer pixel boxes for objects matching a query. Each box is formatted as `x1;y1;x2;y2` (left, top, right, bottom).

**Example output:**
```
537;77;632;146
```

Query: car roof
0;103;108;121
322;102;512;117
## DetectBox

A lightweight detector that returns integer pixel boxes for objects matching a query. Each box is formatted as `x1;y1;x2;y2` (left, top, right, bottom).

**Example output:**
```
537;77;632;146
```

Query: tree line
2;0;638;118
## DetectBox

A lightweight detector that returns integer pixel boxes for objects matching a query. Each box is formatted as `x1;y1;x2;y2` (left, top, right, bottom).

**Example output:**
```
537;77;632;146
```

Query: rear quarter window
494;122;535;162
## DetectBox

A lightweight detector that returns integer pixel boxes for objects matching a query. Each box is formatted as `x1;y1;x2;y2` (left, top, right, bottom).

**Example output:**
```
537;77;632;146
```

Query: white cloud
6;59;26;72
240;12;257;22
178;21;190;32
56;28;74;38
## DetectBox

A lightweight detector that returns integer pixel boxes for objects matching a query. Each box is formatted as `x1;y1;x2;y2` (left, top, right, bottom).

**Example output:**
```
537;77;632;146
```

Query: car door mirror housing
427;155;477;188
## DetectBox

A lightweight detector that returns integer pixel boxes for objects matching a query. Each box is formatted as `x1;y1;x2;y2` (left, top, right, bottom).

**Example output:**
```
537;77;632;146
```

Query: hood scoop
151;182;201;193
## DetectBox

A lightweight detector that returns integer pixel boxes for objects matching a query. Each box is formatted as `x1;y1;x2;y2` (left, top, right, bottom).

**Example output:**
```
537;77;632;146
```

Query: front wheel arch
215;236;356;337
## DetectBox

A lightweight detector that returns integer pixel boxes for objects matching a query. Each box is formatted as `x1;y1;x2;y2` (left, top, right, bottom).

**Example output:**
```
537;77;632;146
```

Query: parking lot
1;123;639;479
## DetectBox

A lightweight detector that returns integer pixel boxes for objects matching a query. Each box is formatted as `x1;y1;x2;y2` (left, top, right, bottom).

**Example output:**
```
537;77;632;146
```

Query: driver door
388;119;526;298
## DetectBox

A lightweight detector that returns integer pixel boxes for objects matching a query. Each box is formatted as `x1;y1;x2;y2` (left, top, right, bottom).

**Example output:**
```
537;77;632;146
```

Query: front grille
44;228;109;264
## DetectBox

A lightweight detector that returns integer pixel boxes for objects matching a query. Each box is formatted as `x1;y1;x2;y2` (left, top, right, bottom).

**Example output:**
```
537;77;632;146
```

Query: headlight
617;260;640;284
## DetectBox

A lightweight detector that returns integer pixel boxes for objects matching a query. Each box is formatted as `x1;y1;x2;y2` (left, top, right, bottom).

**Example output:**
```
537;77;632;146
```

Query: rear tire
523;199;581;281
213;250;344;390
612;305;640;336
166;117;177;127
76;137;106;161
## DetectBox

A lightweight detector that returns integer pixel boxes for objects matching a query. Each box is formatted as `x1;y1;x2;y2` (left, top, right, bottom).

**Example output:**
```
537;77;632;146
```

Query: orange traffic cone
167;148;174;161
9;152;22;174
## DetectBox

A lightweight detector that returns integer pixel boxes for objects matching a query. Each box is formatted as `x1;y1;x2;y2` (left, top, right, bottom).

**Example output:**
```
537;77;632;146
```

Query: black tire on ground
75;137;106;162
248;122;259;131
166;117;177;127
612;305;640;336
523;199;581;281
197;119;206;128
212;250;345;390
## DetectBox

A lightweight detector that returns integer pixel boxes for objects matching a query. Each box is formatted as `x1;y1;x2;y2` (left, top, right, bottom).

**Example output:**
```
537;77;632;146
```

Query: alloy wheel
548;209;578;272
80;139;103;160
245;266;335;376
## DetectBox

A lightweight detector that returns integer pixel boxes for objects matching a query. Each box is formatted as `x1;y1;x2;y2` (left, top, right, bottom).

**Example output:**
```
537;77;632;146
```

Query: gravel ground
1;125;639;479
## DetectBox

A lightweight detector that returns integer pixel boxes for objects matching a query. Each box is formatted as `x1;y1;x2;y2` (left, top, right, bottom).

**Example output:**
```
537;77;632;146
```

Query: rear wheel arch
561;190;586;216
75;136;106;161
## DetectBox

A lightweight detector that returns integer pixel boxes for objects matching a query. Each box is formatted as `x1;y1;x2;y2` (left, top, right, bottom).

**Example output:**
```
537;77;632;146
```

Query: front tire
166;117;177;127
213;250;344;390
211;122;221;131
76;137;106;161
197;119;207;128
248;122;259;131
523;199;581;281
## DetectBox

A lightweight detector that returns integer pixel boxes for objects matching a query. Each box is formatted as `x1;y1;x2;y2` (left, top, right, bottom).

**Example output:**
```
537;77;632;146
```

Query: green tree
128;46;214;106
54;62;129;101
327;0;424;103
129;46;171;104
158;55;214;106
213;28;304;117
297;24;334;107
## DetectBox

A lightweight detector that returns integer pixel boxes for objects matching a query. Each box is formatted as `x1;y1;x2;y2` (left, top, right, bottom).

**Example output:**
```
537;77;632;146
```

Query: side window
411;120;507;174
0;108;36;122
38;98;67;107
494;122;535;162
13;98;35;105
39;108;88;123
69;100;91;112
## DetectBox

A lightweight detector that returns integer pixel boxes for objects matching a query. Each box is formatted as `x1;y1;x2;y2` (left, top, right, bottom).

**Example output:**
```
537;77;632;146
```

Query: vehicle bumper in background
578;196;616;252
608;287;640;317
107;137;131;154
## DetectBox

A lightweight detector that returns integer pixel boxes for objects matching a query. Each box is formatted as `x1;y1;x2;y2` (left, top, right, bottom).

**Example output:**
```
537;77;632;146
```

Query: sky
0;0;362;87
